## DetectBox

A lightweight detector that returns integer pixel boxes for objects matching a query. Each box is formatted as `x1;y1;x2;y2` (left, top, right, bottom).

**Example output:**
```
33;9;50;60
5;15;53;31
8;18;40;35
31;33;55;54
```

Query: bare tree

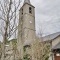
32;26;51;60
32;37;51;60
38;26;51;60
0;0;21;60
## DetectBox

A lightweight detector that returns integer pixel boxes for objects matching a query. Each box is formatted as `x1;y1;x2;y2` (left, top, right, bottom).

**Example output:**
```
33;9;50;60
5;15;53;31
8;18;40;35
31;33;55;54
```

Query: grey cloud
30;0;60;35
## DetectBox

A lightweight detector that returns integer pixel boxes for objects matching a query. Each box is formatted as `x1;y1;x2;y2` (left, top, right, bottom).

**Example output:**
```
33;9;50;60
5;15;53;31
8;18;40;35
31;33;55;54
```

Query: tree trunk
1;42;5;60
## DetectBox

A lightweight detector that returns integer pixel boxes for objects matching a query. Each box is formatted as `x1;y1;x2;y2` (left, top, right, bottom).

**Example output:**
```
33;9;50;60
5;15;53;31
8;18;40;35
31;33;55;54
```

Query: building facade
17;0;36;60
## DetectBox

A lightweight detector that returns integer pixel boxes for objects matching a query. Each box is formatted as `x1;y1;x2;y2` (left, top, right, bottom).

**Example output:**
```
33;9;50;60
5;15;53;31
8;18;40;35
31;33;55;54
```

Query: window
22;9;23;14
29;7;32;14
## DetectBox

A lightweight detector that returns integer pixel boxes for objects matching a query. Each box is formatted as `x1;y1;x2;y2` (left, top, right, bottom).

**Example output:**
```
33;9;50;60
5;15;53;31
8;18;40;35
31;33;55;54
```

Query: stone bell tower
17;0;35;59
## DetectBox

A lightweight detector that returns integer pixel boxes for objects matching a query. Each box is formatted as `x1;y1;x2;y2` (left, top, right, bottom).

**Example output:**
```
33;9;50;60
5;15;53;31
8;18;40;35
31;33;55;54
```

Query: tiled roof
43;32;60;41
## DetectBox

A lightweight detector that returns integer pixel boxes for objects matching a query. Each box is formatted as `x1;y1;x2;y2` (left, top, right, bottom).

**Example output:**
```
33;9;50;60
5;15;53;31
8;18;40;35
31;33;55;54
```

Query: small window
29;7;32;14
29;7;31;10
22;9;23;14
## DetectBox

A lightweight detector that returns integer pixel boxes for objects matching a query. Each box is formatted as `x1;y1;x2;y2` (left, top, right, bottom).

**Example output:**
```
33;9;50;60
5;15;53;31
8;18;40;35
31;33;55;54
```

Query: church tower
17;0;35;59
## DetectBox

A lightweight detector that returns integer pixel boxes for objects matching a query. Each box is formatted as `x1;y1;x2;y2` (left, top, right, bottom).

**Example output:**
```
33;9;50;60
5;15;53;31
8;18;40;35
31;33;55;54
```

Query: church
0;0;60;60
17;0;36;59
17;0;60;60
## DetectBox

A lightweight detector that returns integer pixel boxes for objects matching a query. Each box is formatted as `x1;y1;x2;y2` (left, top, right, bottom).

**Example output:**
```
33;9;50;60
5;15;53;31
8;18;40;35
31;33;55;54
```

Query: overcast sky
27;0;60;36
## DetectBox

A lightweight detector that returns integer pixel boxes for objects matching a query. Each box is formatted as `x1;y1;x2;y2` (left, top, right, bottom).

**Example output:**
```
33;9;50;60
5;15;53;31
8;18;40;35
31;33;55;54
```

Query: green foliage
47;45;50;49
6;39;17;45
23;45;30;52
45;56;49;60
6;41;10;44
23;54;30;60
11;39;17;45
0;44;1;48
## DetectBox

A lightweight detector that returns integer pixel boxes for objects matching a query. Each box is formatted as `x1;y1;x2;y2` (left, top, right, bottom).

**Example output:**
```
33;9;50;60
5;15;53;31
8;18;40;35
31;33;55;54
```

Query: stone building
43;32;60;60
17;0;36;60
0;0;60;60
17;0;60;60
